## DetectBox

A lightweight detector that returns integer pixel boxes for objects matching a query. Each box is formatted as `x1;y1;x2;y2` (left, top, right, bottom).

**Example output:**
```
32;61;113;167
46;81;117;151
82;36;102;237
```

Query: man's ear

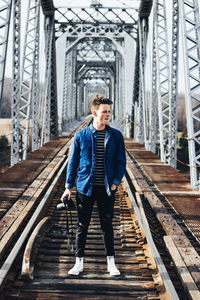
93;110;98;117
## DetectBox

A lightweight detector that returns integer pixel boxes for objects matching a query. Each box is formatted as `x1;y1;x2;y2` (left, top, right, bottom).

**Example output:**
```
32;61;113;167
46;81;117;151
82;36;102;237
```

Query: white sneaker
68;257;83;275
107;256;120;276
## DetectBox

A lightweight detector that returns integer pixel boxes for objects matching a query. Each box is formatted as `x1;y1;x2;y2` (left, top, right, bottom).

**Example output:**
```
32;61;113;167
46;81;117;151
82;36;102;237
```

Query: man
61;95;126;276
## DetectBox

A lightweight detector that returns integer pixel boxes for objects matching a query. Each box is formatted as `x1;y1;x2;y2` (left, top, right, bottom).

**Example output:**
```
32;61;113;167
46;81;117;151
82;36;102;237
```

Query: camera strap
64;203;74;253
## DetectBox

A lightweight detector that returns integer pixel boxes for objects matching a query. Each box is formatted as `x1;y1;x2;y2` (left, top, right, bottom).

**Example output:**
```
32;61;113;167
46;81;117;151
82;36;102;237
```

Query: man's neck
92;121;106;131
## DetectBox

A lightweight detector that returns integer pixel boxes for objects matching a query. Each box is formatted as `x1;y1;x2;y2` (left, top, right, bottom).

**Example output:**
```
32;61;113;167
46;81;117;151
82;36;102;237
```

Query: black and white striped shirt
94;129;106;186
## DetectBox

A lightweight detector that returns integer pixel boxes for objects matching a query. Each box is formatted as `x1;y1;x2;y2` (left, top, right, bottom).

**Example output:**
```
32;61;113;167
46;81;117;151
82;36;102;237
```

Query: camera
56;197;75;211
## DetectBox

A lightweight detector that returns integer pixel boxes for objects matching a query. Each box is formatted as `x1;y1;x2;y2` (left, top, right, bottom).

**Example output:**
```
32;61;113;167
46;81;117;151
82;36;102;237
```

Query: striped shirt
94;129;106;186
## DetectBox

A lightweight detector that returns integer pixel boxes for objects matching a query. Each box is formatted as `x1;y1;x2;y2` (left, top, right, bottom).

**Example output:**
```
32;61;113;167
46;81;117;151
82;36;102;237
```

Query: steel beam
19;0;40;160
139;0;153;17
62;43;73;128
11;0;21;165
61;26;124;58
131;34;140;138
40;0;54;16
149;17;157;153
179;0;200;188
50;29;58;139
41;16;54;145
115;51;125;129
154;0;170;163
54;6;138;39
137;18;148;145
0;1;12;116
168;0;179;168
32;8;40;152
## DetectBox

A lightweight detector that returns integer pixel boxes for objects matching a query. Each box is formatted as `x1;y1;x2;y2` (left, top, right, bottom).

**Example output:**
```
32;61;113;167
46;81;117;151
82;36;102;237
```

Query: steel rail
0;155;69;291
0;118;91;291
164;236;200;300
123;175;179;300
21;216;53;279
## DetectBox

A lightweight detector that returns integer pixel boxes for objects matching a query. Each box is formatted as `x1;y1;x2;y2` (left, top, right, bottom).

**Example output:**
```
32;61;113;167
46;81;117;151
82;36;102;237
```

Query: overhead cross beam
54;5;139;39
40;0;153;19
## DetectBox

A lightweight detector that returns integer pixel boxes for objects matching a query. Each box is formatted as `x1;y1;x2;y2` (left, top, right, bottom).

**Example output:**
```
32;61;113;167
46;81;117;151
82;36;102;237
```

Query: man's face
94;104;111;125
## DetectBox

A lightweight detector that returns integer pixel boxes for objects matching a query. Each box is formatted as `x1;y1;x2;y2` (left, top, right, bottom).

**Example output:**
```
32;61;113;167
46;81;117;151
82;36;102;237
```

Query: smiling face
92;104;111;130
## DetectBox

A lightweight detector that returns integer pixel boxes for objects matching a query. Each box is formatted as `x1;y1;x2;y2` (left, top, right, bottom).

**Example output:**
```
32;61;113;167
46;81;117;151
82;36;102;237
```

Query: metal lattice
179;0;200;188
31;7;40;152
19;0;40;160
154;0;170;163
41;16;54;145
168;0;179;168
149;19;157;153
137;18;148;145
11;0;21;165
54;6;138;39
0;1;12;115
7;0;200;190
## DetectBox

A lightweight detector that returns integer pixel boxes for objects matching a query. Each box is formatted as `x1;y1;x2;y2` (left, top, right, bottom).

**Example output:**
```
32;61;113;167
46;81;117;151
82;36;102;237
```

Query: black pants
75;186;115;257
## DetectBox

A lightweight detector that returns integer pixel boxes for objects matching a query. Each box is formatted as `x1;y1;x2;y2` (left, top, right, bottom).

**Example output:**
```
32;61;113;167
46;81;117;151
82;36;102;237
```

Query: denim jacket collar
89;123;112;134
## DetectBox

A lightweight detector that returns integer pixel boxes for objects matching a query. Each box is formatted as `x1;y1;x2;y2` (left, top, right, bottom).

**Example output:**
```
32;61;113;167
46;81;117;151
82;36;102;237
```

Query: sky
53;0;140;8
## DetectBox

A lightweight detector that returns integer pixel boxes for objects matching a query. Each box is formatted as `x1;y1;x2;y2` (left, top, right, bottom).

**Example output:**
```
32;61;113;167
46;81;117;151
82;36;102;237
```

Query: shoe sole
68;269;83;275
109;272;120;276
107;268;120;276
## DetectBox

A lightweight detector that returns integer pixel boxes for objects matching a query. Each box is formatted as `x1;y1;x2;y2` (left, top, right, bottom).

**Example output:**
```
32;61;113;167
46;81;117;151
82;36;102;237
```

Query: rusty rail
123;177;179;300
21;217;53;279
0;156;69;290
125;140;200;299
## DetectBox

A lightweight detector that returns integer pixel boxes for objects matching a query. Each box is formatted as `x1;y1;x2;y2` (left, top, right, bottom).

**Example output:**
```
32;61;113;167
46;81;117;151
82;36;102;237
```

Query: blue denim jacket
66;124;126;196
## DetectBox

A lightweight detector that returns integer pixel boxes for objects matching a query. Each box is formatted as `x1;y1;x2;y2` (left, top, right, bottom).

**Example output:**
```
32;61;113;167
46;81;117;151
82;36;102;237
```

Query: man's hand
111;184;117;191
61;188;72;202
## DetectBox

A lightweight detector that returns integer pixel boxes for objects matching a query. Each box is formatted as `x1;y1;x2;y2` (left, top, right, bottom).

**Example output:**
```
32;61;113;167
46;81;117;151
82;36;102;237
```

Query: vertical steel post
83;84;89;116
72;50;77;121
50;30;58;139
138;18;148;145
149;12;157;154
115;51;124;128
62;44;71;128
115;51;120;121
32;7;40;151
168;0;179;168
19;0;40;160
155;0;170;163
11;0;20;165
41;16;53;145
62;41;76;129
118;55;122;123
0;1;12;115
76;79;84;120
131;34;140;139
179;0;200;188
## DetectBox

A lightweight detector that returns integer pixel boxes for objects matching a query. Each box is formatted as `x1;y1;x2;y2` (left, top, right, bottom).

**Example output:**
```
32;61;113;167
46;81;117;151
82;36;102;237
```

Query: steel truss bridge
0;0;200;188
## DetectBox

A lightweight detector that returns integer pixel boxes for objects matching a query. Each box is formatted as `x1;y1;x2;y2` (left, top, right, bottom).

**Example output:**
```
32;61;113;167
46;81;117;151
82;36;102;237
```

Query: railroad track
1;177;181;299
0;122;200;299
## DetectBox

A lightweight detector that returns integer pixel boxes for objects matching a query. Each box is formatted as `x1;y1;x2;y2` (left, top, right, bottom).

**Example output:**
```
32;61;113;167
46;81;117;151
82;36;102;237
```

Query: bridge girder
139;0;153;17
7;0;200;190
40;0;153;19
40;0;54;16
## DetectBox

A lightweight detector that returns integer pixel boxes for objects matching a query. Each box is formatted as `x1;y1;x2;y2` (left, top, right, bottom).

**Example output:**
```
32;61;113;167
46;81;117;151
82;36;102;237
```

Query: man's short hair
91;95;113;113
